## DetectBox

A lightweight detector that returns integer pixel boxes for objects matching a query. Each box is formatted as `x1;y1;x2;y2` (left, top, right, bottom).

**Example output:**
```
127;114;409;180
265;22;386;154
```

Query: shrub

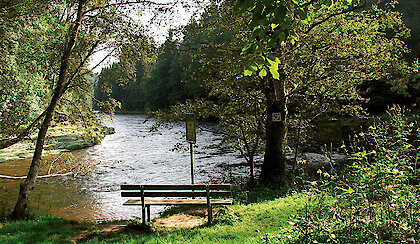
280;105;419;243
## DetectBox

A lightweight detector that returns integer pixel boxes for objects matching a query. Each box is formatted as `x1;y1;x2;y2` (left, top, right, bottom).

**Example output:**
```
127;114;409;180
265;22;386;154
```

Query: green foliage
235;0;415;117
235;0;312;79
156;3;266;181
277;105;420;243
94;35;205;112
0;0;117;143
143;39;192;110
0;2;60;138
0;215;89;243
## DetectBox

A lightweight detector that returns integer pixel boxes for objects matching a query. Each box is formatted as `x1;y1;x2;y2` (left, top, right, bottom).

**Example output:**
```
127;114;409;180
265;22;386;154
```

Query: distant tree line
94;37;206;112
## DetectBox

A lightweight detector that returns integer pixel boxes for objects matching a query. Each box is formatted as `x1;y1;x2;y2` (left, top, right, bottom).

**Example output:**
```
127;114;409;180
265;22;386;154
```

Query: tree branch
0;172;73;180
83;0;174;15
0;109;48;149
304;0;367;34
84;48;117;74
64;40;101;90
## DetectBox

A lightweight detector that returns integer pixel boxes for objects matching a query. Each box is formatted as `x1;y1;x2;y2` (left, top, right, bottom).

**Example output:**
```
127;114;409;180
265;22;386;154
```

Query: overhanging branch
0;109;48;149
304;0;367;34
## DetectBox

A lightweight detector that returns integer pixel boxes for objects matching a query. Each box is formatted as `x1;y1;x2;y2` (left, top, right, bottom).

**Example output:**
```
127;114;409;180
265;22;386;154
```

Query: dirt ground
71;207;217;243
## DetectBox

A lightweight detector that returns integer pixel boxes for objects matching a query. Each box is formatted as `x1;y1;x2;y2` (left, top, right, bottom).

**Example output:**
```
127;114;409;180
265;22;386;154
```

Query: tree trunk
11;98;61;219
249;154;255;184
260;74;288;185
11;0;86;219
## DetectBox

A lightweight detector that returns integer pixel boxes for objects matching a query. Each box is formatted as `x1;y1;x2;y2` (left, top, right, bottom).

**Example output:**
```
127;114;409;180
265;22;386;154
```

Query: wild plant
279;105;419;243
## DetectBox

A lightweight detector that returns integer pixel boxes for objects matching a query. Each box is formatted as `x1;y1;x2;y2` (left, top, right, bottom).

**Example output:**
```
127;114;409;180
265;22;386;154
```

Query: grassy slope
0;194;306;244
0;215;91;243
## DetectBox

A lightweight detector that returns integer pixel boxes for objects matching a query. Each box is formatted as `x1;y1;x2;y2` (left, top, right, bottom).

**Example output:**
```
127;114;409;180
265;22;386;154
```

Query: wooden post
190;143;194;184
186;114;196;185
206;185;212;223
141;186;145;224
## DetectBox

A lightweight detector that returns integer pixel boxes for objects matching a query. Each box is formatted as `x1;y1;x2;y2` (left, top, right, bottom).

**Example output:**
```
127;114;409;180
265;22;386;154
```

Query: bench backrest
121;184;232;198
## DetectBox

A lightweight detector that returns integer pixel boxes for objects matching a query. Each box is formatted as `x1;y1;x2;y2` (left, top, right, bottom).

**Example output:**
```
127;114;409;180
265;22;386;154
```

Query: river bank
0;124;114;163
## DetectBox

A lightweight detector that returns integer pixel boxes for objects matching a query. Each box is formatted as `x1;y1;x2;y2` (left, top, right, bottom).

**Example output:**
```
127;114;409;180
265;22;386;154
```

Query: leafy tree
156;0;416;186
0;0;60;148
156;2;267;182
236;0;415;185
10;0;201;219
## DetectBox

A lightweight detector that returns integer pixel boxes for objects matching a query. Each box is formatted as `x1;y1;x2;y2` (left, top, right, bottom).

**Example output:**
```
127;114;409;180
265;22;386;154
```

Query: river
0;114;251;222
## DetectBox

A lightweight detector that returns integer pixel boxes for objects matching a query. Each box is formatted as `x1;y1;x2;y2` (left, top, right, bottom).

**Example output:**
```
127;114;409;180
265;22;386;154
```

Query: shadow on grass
0;215;90;243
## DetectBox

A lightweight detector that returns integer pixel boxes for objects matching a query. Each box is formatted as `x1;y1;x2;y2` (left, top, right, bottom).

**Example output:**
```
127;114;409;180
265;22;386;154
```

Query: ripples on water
0;114;250;222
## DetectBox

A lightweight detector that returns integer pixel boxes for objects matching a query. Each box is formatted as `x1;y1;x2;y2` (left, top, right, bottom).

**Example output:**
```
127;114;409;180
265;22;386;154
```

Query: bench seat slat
123;199;233;206
121;184;231;191
121;191;232;198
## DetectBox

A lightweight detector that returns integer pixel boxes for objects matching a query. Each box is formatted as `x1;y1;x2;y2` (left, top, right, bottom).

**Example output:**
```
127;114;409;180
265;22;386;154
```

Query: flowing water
0;114;250;222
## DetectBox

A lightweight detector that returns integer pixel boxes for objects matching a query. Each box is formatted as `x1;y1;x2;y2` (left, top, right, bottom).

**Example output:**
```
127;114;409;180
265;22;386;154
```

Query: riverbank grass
0;124;113;162
0;193;307;243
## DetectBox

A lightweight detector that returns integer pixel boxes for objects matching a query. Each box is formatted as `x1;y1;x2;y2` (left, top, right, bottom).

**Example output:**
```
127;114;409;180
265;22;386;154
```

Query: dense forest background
94;0;420;114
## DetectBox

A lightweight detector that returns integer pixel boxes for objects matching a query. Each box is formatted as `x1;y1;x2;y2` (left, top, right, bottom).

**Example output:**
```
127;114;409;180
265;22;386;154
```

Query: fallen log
0;172;73;180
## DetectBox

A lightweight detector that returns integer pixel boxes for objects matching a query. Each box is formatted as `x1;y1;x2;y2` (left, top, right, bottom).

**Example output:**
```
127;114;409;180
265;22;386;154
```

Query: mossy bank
0;124;114;163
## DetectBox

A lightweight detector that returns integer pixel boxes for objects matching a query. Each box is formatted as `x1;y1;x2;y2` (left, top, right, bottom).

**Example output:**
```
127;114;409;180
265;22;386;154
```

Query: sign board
272;112;282;122
186;114;196;143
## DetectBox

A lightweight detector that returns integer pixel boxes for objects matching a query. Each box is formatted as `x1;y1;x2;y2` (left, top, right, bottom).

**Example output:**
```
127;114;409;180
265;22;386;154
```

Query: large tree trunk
260;74;288;185
11;0;86;219
11;95;62;219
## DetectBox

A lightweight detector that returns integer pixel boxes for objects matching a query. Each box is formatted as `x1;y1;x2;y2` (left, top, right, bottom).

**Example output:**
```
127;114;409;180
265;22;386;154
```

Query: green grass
0;215;90;244
0;193;307;243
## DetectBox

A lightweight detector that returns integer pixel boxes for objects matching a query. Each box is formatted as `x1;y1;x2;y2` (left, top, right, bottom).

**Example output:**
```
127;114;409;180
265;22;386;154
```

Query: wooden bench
121;184;233;224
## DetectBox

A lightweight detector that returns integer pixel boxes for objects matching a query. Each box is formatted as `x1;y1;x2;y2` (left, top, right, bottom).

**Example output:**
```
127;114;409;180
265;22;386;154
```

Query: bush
280;105;419;243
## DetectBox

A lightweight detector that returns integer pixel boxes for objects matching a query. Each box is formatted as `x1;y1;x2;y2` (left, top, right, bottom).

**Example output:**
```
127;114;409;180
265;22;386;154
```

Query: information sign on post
186;114;196;143
272;112;282;122
186;114;196;184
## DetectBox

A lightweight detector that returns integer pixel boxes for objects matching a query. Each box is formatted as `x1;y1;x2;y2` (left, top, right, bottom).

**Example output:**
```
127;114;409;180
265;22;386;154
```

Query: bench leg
147;205;151;222
142;206;146;224
208;204;212;223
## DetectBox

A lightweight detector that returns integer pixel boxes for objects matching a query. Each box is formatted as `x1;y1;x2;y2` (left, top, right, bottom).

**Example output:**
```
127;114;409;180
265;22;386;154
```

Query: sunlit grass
86;194;306;243
0;215;90;243
0;194;307;243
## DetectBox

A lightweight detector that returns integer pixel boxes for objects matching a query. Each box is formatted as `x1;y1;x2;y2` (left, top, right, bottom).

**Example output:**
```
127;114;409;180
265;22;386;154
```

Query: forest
0;0;419;243
96;0;420;114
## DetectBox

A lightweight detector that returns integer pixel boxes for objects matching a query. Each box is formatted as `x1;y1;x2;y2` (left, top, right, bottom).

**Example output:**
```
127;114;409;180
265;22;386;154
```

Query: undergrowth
272;105;420;243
